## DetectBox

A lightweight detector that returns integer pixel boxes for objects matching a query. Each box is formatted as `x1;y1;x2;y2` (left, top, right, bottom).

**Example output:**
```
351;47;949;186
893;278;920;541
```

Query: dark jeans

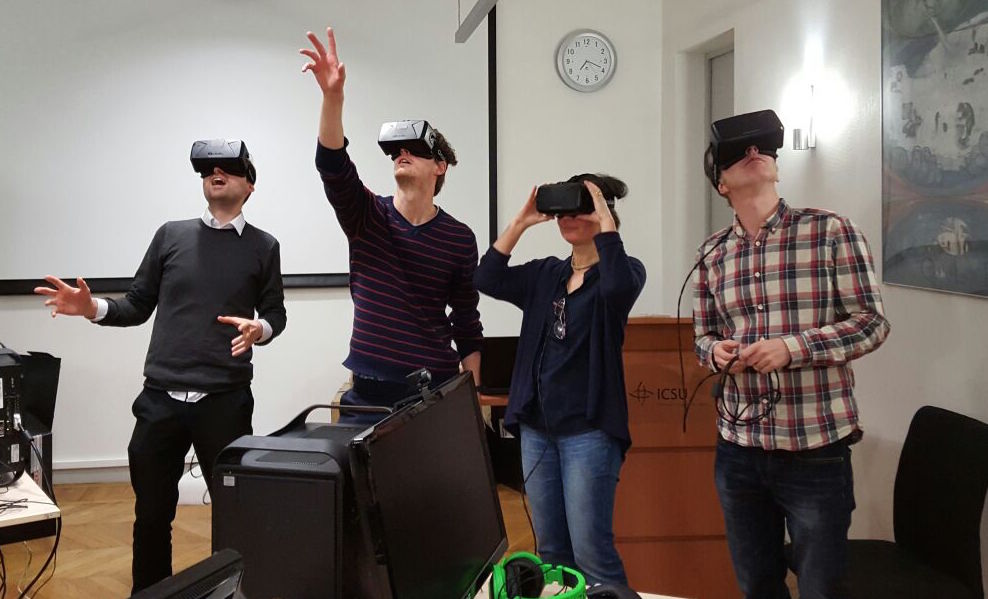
337;374;428;426
128;387;253;593
715;436;855;599
520;424;627;586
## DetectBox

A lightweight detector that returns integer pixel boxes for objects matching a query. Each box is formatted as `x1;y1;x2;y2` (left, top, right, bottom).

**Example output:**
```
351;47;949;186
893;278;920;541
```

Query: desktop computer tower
211;421;389;599
0;349;23;440
0;348;59;496
22;412;53;500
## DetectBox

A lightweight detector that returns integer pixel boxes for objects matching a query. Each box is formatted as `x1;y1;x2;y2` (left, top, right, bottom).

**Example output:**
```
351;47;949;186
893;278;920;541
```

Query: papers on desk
0;474;59;527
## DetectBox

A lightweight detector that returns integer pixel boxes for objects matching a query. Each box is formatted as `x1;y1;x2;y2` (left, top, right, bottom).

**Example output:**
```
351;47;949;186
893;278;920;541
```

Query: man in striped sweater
300;27;482;423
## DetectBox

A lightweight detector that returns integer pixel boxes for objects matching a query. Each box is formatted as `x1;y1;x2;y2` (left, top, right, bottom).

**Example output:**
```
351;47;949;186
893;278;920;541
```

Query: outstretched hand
34;276;97;319
300;27;346;95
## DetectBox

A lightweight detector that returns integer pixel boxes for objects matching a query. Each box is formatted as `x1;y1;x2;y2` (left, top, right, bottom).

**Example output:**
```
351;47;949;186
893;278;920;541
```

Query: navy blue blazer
474;231;646;454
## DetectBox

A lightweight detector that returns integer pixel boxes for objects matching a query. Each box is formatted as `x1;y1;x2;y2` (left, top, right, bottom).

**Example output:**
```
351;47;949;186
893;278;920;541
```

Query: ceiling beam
455;0;496;43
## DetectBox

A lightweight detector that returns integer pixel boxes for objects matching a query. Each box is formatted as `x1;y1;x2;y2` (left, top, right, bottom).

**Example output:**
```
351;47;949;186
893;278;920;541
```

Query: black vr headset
536;182;594;216
535;175;616;216
377;120;447;162
190;139;257;184
704;109;784;188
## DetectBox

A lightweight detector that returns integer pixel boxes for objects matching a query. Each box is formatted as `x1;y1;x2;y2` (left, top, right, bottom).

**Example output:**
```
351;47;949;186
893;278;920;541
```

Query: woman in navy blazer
474;174;645;585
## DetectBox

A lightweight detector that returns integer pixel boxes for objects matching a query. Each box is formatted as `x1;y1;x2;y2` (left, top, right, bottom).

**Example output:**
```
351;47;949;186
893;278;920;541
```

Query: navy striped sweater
316;141;483;383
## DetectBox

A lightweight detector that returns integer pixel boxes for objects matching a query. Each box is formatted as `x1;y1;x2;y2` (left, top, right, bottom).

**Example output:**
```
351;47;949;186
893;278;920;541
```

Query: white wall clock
555;29;617;92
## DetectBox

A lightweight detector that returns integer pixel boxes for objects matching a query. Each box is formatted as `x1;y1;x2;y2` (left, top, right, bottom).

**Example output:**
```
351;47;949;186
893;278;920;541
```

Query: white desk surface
0;474;60;527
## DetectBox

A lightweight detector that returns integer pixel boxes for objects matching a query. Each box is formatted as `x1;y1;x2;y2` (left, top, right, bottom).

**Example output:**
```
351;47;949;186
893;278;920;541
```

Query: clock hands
577;60;603;73
579;60;603;72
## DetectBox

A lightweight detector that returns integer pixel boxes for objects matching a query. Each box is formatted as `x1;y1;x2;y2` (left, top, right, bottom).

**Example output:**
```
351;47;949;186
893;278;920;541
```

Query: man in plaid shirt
693;130;890;598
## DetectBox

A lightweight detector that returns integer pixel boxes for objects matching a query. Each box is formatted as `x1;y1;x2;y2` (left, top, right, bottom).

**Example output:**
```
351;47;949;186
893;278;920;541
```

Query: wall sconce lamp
793;84;817;150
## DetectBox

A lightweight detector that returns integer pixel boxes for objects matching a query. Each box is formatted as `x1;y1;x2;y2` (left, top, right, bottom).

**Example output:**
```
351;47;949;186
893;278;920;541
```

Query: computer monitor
349;373;508;599
129;549;244;599
478;336;518;395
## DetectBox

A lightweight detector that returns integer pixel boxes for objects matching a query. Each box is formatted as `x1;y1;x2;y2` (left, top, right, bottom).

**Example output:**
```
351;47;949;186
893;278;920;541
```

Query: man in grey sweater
34;141;287;592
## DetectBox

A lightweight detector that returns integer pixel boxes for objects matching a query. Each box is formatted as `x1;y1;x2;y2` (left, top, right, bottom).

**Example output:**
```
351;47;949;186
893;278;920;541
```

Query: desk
615;317;738;597
478;393;509;408
0;474;60;544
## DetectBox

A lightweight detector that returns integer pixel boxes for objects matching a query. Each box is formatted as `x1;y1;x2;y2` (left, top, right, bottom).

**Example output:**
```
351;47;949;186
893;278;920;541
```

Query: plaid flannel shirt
693;199;890;450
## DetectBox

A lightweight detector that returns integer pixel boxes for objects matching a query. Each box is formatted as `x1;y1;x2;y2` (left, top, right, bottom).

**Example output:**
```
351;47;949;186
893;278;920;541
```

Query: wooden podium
615;317;739;599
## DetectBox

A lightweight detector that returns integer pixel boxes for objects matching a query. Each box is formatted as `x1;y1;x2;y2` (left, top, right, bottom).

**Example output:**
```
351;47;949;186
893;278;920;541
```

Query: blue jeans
715;437;855;599
520;424;627;585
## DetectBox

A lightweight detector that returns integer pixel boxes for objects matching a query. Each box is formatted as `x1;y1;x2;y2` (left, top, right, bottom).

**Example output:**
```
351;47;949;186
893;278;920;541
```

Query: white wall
0;0;488;470
0;0;489;279
662;0;988;584
490;0;664;332
0;0;670;470
0;0;663;468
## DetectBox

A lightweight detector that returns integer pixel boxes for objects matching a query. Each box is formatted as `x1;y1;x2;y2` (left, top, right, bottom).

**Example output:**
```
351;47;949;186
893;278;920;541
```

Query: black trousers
128;386;253;593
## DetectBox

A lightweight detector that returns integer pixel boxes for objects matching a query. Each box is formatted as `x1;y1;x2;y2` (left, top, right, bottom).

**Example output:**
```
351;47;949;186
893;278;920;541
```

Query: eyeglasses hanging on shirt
552;297;566;340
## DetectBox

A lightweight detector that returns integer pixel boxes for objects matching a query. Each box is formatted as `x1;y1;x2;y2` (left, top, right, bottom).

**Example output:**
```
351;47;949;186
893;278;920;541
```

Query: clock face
556;30;616;92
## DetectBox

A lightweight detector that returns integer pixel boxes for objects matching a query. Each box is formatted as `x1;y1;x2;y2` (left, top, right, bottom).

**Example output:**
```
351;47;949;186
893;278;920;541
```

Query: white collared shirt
92;210;272;402
201;209;247;235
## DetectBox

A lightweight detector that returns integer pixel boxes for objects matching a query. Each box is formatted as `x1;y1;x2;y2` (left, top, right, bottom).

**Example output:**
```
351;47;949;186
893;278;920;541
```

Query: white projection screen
0;0;490;293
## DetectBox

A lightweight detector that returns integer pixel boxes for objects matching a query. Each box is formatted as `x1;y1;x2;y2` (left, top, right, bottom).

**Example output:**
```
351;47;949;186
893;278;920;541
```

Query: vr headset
377;120;447;162
535;178;616;217
536;182;594;216
190;139;256;184
704;109;784;188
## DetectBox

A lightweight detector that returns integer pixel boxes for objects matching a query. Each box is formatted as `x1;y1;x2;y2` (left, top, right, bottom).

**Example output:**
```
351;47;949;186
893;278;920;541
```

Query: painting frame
882;0;988;298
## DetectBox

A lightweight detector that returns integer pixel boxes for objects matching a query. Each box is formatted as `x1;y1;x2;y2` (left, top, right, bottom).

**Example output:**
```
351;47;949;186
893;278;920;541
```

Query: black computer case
211;415;389;599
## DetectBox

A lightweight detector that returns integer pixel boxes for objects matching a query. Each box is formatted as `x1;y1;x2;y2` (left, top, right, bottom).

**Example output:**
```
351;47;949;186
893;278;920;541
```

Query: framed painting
882;0;988;297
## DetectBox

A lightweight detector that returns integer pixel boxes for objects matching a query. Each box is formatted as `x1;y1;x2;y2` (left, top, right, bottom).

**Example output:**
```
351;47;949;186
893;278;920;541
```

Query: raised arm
474;187;552;307
578;181;645;313
301;27;346;150
303;26;386;239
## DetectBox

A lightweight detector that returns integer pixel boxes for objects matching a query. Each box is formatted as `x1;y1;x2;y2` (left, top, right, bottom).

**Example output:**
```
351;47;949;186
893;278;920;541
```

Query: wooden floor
0;482;535;599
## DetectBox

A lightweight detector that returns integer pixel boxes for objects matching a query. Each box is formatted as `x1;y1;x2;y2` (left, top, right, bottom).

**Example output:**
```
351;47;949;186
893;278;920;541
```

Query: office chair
843;405;988;599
